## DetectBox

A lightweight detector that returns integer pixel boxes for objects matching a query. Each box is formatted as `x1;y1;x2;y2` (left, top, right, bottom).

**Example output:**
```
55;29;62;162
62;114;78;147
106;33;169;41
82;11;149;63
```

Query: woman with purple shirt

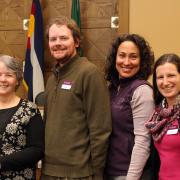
105;34;155;180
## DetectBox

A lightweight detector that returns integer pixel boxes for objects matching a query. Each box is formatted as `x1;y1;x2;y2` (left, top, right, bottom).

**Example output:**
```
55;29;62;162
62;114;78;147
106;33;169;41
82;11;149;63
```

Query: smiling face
48;24;79;64
156;62;180;106
0;61;18;96
116;41;140;78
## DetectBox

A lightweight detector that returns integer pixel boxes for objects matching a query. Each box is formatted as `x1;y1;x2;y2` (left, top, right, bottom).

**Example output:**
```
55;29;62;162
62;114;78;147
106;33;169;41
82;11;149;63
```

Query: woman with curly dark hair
105;34;155;180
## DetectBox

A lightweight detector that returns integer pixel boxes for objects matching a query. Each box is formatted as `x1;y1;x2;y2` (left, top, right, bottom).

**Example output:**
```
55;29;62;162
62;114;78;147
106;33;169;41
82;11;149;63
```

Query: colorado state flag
23;0;44;102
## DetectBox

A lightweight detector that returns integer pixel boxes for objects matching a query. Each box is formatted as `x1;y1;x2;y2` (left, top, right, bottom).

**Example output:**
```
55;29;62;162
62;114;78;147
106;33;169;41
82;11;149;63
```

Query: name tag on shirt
167;125;179;135
61;80;72;90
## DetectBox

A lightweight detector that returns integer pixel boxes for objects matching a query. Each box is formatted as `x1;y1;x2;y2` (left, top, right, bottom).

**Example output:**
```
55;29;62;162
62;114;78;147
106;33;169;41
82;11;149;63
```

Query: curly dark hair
105;34;154;88
153;53;180;105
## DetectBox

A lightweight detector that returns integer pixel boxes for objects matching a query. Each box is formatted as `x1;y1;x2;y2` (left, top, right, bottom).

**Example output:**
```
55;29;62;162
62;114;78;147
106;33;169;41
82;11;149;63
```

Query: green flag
71;0;81;27
71;0;83;56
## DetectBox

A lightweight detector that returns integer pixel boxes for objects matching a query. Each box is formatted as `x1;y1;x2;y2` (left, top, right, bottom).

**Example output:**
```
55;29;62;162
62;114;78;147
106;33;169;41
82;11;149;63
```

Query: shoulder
78;57;99;73
131;79;151;88
132;84;154;107
131;84;155;116
15;99;42;125
21;99;39;113
75;58;104;83
129;79;152;94
125;79;152;98
134;84;153;96
133;84;153;102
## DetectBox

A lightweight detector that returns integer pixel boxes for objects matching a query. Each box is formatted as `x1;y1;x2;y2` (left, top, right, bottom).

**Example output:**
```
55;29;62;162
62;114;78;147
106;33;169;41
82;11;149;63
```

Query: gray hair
0;55;23;89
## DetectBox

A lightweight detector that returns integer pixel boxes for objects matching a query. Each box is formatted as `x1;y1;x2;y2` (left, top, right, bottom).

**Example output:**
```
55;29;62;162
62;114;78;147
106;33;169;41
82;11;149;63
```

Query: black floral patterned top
0;99;44;179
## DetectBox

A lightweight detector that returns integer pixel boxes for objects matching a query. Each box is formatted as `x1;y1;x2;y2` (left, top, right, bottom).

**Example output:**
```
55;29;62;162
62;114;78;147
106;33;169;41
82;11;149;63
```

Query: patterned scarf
145;96;180;142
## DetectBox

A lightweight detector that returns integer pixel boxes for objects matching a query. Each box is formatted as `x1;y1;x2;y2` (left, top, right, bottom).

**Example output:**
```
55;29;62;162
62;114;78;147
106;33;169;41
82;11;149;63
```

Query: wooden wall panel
0;31;25;59
0;0;30;30
42;0;70;23
80;0;118;72
82;28;114;71
80;0;117;28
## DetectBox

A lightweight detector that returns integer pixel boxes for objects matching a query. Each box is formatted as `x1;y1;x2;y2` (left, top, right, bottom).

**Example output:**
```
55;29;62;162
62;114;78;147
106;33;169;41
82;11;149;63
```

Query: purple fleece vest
106;78;149;176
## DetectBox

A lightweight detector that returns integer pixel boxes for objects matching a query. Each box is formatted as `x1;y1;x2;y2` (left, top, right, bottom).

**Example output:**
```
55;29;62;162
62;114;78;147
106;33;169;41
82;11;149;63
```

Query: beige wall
129;0;180;59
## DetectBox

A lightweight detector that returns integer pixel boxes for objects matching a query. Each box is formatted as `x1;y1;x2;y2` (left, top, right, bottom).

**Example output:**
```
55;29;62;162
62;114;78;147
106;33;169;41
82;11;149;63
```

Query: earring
162;98;167;108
